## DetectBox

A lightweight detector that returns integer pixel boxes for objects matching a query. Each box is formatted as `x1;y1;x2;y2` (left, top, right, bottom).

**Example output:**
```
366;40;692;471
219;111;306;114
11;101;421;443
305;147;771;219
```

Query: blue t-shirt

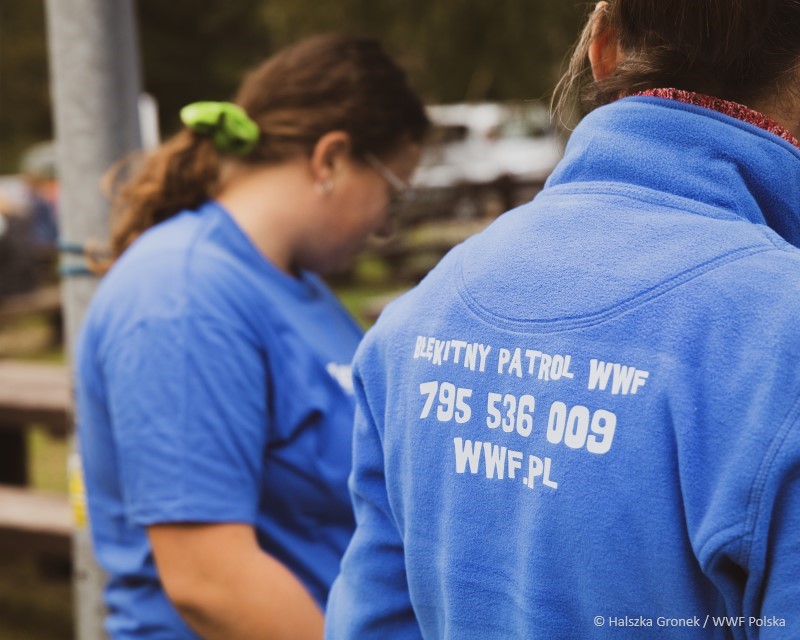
326;97;800;639
77;201;361;638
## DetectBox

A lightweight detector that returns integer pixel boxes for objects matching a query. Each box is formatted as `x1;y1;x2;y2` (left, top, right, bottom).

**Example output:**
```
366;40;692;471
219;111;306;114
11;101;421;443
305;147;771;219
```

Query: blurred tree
0;0;51;173
261;0;587;104
0;0;587;172
137;0;271;137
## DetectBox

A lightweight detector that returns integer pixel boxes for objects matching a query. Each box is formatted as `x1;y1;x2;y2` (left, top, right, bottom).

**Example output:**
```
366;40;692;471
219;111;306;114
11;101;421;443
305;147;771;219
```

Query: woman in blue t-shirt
76;35;428;639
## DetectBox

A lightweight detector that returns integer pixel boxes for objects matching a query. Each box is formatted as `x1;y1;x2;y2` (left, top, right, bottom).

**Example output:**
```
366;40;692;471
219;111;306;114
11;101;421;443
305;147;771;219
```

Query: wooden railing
0;360;71;557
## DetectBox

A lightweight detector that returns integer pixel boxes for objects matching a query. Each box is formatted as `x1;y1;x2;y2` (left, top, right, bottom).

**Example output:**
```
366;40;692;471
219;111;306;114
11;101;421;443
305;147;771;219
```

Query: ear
588;1;622;82
309;131;352;188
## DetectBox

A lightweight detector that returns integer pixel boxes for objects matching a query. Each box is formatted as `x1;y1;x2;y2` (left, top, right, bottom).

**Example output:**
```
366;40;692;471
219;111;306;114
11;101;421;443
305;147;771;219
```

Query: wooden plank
0;487;71;557
0;285;62;322
0;361;70;435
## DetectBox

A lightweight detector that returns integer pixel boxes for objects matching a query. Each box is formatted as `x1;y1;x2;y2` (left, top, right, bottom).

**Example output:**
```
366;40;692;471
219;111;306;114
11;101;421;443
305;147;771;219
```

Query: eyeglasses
364;153;414;204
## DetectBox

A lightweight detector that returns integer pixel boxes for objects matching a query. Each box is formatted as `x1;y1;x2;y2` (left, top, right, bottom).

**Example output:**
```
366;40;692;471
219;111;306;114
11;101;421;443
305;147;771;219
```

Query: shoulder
84;206;269;356
694;244;800;339
364;202;538;344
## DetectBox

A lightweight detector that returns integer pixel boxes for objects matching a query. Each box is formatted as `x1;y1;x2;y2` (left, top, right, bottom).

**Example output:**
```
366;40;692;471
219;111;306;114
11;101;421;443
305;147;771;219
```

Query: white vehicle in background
369;102;565;280
414;101;564;189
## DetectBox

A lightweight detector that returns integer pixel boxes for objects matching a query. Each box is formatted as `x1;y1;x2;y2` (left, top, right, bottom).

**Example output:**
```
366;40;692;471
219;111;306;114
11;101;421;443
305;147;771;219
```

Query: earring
315;180;333;195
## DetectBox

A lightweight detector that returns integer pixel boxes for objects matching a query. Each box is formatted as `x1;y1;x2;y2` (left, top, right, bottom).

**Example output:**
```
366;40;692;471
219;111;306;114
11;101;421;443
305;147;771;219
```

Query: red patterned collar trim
631;88;800;151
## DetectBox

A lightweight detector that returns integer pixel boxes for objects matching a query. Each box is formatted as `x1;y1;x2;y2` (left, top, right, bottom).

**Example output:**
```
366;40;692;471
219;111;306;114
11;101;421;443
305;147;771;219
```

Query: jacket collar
546;95;800;247
631;88;800;150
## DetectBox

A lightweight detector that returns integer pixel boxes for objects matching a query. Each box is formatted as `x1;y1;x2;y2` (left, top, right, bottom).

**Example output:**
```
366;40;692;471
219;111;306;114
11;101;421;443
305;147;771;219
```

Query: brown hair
107;35;429;262
554;0;800;124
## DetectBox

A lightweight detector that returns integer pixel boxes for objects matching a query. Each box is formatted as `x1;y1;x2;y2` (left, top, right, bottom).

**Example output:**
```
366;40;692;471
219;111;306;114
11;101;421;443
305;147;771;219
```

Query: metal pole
44;1;143;637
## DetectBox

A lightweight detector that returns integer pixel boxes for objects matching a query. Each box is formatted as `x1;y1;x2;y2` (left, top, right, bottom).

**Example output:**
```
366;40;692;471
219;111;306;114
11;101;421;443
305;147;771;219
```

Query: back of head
556;0;800;120
108;35;429;263
236;35;429;162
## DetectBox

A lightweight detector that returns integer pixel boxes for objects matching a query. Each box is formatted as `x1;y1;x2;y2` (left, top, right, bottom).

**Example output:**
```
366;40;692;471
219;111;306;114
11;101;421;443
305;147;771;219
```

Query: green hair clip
179;101;260;156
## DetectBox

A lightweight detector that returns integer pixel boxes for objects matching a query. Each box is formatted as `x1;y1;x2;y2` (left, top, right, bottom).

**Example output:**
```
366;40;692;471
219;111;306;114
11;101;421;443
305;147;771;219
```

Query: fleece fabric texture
77;201;360;639
325;96;800;640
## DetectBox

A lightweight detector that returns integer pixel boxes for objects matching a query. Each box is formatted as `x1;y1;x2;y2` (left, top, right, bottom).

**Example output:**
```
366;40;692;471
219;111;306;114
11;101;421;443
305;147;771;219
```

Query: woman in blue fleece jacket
326;2;800;639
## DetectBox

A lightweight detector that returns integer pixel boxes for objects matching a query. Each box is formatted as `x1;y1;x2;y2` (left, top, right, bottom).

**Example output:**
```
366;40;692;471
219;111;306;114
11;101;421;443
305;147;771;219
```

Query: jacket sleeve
756;440;800;639
325;364;423;639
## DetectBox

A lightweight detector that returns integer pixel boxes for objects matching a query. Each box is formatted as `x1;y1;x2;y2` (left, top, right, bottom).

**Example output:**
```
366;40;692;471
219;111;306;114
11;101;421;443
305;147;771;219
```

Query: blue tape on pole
57;240;87;255
59;264;96;278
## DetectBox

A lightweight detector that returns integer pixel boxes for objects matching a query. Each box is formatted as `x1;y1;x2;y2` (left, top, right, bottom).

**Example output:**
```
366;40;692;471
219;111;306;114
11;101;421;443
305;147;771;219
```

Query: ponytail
102;35;428;270
105;131;220;266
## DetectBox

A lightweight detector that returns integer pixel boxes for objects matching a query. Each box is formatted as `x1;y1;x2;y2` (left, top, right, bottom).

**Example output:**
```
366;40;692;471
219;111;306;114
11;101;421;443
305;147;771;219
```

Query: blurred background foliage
0;1;51;173
0;0;587;173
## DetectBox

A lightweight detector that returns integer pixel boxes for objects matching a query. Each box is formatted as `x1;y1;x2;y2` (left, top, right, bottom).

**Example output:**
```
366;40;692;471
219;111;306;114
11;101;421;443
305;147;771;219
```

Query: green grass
0;550;73;640
0;314;60;362
333;282;410;330
29;428;69;495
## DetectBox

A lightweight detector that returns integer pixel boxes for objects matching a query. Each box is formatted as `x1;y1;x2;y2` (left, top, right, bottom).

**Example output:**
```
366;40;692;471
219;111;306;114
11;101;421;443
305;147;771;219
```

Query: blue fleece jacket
325;96;800;640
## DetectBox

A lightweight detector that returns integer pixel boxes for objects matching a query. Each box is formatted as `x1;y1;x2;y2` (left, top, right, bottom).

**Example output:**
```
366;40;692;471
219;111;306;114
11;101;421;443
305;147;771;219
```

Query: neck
752;96;800;142
216;160;315;274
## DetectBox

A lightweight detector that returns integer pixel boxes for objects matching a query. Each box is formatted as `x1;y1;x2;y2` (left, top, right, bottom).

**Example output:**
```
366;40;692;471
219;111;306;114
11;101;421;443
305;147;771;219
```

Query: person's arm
325;361;423;639
756;461;800;639
99;315;323;636
149;523;322;640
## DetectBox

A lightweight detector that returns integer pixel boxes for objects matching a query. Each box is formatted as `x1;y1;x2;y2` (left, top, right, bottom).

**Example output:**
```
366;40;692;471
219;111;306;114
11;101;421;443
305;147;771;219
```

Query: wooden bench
0;360;71;436
0;360;71;557
0;285;64;351
0;285;62;324
366;218;494;283
0;486;71;556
